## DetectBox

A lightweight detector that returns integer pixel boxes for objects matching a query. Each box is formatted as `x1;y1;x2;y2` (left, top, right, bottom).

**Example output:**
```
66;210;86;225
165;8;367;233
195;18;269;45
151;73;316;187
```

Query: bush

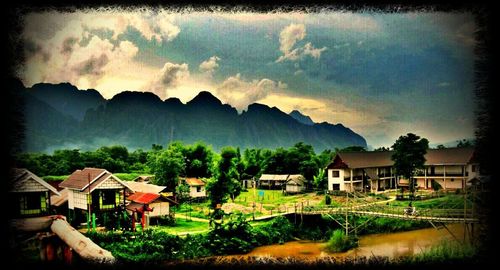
325;195;332;205
431;179;442;191
154;214;176;226
325;229;358;253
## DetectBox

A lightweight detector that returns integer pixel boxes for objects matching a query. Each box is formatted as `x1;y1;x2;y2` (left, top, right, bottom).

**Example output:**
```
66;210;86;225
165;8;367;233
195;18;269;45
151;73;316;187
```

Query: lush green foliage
325;229;359;253
206;147;241;208
391;133;429;195
402;240;477;263
149;142;186;191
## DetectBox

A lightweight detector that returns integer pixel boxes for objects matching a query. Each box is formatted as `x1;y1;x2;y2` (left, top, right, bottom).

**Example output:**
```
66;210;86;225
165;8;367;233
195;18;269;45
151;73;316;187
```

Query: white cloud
276;23;327;62
147;62;190;100
199;56;221;75
279;23;306;54
215;74;287;111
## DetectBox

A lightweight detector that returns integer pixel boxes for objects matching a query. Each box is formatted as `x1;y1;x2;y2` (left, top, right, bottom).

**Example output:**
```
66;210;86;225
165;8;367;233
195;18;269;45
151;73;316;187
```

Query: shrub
325;229;358;253
325;195;332;205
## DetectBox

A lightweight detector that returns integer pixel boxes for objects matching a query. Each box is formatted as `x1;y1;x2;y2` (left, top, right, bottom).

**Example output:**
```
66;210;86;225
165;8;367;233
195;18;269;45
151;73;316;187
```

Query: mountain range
15;80;367;153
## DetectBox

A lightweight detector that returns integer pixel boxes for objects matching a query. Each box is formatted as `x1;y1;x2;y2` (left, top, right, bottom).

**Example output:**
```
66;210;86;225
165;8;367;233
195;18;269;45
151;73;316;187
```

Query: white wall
328;169;346;191
190;186;206;198
286;184;304;193
149;202;169;217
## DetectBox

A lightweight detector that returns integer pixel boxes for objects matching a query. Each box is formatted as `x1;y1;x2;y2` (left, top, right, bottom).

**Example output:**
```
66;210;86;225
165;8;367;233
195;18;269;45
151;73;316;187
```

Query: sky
17;8;477;148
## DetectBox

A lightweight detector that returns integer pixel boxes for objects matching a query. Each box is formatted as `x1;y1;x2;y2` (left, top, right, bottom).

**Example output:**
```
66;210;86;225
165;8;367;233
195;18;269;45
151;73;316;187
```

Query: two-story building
59;167;131;223
327;147;478;193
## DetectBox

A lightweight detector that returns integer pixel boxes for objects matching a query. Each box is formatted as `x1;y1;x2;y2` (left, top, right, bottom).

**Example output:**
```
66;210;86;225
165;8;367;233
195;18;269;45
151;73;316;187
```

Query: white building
326;147;478;193
183;178;206;198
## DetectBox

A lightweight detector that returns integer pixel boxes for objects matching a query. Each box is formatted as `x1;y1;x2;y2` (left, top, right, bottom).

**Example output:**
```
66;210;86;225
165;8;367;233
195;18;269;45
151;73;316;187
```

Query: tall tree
391;133;429;198
206;147;240;209
184;142;214;178
150;143;186;191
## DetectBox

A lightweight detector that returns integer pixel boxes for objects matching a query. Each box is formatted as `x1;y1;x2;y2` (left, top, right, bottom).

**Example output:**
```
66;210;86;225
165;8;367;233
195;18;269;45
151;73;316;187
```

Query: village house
132;175;155;183
9;168;60;217
125;181;177;218
285;174;307;194
59;168;132;223
326;147;478;193
258;174;289;189
182;178;207;199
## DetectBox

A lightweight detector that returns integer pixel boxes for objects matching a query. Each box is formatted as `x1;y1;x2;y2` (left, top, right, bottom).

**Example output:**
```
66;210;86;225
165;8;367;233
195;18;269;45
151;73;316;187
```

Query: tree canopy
391;133;429;197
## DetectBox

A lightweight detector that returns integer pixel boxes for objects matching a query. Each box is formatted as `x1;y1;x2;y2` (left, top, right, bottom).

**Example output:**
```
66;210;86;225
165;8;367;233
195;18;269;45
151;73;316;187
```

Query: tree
313;168;327;189
391;133;429;199
456;139;473;148
339;146;366;152
206;147;240;209
184;142;214;178
374;146;390;151
436;144;446;149
150;143;186;191
175;182;191;203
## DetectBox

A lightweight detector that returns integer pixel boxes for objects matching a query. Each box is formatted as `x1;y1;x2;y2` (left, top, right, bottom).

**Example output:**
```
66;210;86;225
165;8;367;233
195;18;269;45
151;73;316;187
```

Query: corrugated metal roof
126;181;167;194
127;192;160;204
259;174;289;181
50;188;69;207
185;178;205;186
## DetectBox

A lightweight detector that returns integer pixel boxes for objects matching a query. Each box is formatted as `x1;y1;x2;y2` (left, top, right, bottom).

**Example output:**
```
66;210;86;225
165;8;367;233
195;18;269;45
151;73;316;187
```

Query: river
221;224;471;261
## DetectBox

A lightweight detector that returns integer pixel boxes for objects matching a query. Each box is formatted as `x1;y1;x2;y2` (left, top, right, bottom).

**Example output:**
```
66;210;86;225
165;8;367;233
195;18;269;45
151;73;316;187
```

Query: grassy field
234;188;320;206
114;172;149;181
388;194;470;209
42;175;68;181
153;219;210;235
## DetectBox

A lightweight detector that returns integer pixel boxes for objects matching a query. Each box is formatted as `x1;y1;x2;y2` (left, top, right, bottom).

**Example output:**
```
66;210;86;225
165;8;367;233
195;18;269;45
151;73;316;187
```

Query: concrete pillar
350;169;353;192
444;166;447;190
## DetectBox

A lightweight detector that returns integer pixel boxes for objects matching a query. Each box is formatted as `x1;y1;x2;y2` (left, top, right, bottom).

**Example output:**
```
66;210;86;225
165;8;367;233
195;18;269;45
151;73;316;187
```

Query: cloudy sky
18;9;477;148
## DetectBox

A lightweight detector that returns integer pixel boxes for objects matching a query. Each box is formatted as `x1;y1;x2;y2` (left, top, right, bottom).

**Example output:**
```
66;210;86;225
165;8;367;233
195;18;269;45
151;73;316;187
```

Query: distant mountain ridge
289;110;315;126
18;80;367;153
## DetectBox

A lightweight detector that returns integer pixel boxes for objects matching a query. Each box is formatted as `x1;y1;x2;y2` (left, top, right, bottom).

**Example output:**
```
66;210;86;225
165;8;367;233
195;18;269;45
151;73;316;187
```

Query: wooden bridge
254;191;480;225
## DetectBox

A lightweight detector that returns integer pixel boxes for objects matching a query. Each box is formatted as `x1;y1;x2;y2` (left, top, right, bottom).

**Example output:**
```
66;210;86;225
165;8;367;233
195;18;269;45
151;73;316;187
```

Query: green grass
403;240;477;263
234;188;317;205
325;229;358;253
389;194;470;209
114;172;148;181
42;175;68;181
153;219;209;234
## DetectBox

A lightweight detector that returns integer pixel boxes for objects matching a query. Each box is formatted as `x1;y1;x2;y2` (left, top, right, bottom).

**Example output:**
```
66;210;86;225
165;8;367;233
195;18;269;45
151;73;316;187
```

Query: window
101;190;116;206
451;178;455;182
196;186;202;192
472;165;476;172
332;184;340;191
25;193;41;210
331;170;340;178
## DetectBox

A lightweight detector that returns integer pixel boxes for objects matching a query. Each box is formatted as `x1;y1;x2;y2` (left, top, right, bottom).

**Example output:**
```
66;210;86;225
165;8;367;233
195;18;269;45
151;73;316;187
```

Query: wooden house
258;174;289;189
59;168;131;222
183;178;206;198
285;174;307;193
9;168;60;217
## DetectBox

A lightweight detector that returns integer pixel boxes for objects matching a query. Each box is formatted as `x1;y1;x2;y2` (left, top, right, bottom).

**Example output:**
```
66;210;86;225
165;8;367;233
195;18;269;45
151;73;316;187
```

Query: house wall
328;168;346;191
467;164;479;180
13;178;48;192
97;177;125;189
149;202;169;217
286;184;305;193
190;186;206;198
72;190;89;210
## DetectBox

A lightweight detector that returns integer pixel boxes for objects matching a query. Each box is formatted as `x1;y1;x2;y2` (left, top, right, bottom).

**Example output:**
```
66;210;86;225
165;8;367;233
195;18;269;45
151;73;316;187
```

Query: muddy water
224;224;469;261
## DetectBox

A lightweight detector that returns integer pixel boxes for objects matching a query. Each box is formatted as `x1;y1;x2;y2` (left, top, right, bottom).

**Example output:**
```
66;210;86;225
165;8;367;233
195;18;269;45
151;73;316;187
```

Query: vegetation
206;147;241;209
325;229;359;253
391;133;429;198
401;240;477;263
